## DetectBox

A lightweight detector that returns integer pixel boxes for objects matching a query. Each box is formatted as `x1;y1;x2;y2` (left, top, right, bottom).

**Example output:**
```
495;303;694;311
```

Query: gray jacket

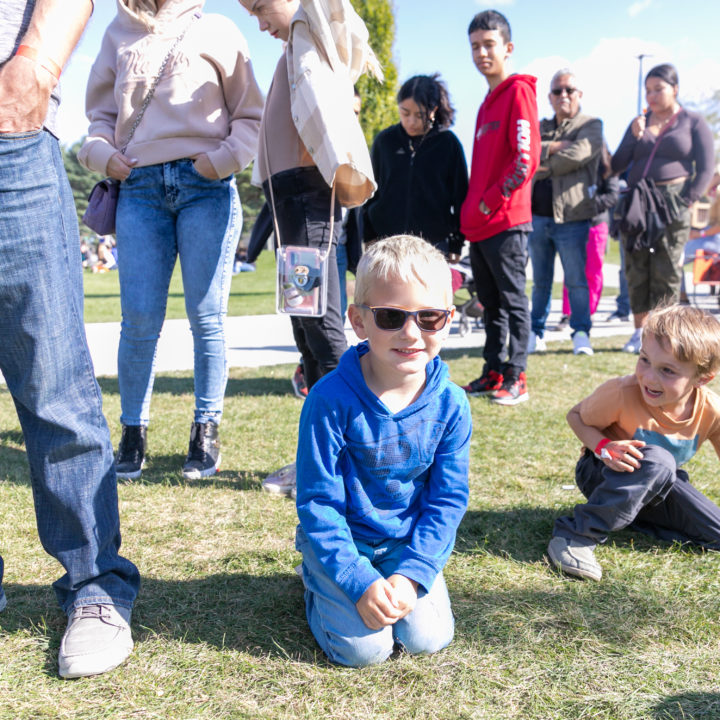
534;112;602;223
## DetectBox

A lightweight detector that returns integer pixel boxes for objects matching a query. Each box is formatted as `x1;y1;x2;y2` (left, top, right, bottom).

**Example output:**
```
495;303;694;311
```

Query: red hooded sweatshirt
460;74;540;243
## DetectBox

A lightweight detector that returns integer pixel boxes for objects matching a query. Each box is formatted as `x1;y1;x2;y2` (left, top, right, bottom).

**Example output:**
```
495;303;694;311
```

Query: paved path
86;261;636;376
9;262;720;378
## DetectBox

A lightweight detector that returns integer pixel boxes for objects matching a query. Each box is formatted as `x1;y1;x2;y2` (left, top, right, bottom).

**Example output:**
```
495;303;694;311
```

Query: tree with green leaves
350;0;398;146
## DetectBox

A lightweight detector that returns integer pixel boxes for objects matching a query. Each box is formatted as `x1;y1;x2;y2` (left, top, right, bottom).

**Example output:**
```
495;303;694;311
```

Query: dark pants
554;446;720;550
264;167;347;388
469;229;530;380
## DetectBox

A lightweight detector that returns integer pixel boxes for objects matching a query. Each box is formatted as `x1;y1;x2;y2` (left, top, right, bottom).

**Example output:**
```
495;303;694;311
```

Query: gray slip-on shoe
548;536;602;581
59;604;133;679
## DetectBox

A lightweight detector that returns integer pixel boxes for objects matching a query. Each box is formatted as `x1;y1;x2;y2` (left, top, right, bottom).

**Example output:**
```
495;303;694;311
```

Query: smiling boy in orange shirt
548;305;720;580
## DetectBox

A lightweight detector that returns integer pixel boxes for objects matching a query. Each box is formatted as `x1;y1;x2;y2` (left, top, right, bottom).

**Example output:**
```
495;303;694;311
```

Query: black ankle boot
116;425;146;479
182;421;220;479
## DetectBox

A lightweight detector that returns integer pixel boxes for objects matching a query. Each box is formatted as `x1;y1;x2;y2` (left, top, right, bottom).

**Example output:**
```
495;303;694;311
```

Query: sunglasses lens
374;308;407;330
417;310;448;331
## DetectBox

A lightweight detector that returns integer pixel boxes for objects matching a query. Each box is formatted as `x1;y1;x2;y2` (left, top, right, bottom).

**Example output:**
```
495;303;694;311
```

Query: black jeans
264;167;347;388
469;229;530;379
554;446;720;550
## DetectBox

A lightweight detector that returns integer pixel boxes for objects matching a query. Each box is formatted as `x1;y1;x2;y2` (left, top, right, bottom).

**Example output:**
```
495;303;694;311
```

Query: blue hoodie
296;342;471;603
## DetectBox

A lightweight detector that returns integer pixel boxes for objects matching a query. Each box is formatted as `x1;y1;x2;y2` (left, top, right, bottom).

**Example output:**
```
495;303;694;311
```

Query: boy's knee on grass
323;627;395;668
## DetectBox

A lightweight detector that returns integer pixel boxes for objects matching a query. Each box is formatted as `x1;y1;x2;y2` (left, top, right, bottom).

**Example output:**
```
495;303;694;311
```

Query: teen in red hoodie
460;9;539;406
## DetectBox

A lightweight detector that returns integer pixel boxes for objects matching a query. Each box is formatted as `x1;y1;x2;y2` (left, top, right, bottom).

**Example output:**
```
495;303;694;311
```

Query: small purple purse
82;179;120;235
81;14;199;236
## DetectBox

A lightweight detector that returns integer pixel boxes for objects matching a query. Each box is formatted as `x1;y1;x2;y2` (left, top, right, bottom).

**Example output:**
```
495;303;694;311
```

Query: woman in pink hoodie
80;0;263;481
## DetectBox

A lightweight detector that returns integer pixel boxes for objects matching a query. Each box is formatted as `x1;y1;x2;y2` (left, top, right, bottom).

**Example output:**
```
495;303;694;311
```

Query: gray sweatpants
554;445;720;549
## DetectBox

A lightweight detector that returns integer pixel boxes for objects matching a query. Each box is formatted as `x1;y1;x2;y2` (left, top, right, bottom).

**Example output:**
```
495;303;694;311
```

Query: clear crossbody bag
263;117;334;318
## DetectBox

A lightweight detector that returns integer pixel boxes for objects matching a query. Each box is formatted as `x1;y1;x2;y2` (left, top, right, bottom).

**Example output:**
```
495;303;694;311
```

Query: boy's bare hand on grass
356;578;404;630
601;439;645;472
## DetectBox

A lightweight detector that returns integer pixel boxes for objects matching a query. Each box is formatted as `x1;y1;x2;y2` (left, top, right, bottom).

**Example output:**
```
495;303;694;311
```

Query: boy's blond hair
354;235;452;306
644;305;720;377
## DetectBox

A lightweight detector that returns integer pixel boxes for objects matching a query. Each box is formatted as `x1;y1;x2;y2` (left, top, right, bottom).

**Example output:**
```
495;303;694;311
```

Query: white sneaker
572;331;594;356
58;604;133;679
623;328;642;354
262;462;296;497
527;332;547;354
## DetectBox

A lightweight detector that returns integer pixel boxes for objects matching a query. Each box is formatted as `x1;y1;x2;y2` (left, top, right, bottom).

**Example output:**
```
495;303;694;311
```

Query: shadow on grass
97;376;292;399
4;565;719;673
652;693;720;719
0;572;315;669
455;507;714;563
118;462;262;491
456;507;558;563
0;429;30;484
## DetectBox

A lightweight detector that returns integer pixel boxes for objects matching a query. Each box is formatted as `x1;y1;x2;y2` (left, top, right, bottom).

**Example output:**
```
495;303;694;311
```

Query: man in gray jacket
527;69;602;356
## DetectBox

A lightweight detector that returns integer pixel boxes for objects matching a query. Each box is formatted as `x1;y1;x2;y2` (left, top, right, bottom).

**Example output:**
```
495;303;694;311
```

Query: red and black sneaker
291;364;308;399
462;369;504;397
491;371;528;406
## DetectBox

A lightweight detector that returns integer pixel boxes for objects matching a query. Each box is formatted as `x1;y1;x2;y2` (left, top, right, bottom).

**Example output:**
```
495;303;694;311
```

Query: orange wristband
16;45;61;80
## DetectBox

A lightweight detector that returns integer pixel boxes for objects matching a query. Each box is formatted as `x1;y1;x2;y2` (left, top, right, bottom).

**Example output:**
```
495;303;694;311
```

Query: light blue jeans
528;216;591;337
116;160;240;426
0;130;140;613
295;525;455;667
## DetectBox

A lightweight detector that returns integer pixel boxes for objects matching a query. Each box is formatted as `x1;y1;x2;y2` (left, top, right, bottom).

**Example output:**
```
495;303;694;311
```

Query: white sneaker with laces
527;332;547;354
572;331;594;355
58;604;133;679
262;462;296;497
623;328;643;354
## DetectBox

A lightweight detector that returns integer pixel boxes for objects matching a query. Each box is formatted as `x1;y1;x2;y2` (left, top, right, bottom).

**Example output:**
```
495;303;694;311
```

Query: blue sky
57;0;719;161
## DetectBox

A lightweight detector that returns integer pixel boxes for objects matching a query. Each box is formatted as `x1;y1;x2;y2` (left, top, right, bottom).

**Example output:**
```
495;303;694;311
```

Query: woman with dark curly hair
363;74;468;261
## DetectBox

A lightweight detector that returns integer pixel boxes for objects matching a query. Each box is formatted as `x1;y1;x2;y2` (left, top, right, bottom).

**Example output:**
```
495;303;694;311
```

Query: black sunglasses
360;305;452;333
551;86;577;96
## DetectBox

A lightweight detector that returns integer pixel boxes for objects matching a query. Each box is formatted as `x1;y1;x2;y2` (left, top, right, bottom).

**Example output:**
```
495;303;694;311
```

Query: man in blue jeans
0;0;140;678
527;69;602;356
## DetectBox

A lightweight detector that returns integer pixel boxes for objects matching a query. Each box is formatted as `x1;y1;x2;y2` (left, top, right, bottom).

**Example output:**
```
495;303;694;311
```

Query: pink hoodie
79;0;263;179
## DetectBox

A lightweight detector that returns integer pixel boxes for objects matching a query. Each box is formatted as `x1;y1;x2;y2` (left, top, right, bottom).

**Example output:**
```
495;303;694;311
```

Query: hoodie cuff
337;557;383;604
80;138;118;176
206;146;240;181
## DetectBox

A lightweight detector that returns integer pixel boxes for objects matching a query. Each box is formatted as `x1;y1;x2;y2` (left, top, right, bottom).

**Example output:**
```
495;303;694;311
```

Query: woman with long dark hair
612;63;714;352
363;74;468;261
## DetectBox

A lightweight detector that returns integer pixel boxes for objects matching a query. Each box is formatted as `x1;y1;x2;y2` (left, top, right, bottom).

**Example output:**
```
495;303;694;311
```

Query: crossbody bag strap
119;13;200;154
261;90;335;259
640;109;682;179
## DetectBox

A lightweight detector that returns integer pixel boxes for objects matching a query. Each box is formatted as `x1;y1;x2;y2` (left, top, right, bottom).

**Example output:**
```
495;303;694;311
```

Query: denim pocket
186;158;226;183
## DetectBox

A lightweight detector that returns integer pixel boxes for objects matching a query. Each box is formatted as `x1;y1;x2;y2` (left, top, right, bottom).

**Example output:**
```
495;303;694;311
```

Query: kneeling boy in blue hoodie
295;235;471;667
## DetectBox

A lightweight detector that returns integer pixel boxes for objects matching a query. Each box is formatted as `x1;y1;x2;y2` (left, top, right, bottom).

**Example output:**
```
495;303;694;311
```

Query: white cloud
475;0;515;5
628;0;652;17
520;37;673;149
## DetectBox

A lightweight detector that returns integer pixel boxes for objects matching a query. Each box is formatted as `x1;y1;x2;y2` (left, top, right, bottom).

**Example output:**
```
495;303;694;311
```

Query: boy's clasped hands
356;574;418;630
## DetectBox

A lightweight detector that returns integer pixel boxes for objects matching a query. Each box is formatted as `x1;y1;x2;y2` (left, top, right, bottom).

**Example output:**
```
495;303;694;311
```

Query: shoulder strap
262;105;335;258
640;109;682;179
120;13;200;153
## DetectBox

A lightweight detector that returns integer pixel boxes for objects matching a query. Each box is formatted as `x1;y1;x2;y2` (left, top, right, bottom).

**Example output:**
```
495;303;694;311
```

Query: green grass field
1;336;720;719
83;250;278;323
82;238;624;325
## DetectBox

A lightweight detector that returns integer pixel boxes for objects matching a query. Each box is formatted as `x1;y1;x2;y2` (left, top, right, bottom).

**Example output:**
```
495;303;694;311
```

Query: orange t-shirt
578;375;720;467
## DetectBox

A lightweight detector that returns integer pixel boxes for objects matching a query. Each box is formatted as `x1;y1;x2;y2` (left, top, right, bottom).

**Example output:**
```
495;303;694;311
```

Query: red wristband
594;438;611;457
16;45;61;80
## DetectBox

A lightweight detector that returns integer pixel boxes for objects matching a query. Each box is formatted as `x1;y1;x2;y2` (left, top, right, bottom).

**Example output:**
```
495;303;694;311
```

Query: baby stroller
450;257;483;337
